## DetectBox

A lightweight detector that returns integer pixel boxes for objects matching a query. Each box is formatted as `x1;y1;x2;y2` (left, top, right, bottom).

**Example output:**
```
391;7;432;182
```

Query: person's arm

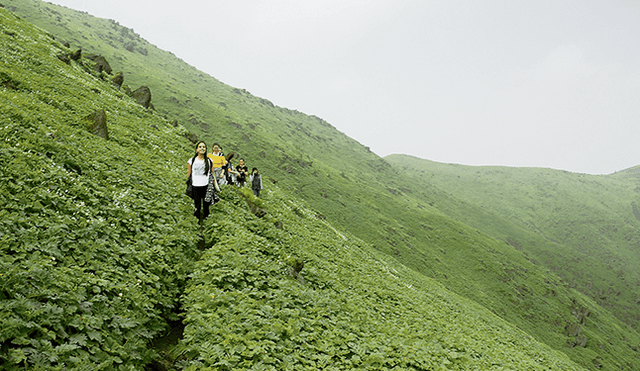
187;161;192;179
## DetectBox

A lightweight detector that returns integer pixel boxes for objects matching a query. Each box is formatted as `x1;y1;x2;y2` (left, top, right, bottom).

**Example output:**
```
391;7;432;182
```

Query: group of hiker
186;140;262;220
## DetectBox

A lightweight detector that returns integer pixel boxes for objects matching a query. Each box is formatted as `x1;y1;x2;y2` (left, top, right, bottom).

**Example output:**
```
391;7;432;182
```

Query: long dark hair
192;141;211;175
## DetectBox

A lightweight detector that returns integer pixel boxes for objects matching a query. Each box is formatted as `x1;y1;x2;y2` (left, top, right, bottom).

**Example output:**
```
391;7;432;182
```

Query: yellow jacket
208;153;226;168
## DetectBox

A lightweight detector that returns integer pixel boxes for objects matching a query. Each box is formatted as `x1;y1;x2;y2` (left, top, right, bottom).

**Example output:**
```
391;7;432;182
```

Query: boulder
86;54;112;74
111;72;124;89
83;109;109;140
70;49;82;61
131;86;152;108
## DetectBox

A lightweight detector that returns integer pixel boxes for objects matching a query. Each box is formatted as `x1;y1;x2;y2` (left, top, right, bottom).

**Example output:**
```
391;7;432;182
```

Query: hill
3;1;640;369
0;6;594;370
0;6;200;368
385;154;640;329
613;165;640;179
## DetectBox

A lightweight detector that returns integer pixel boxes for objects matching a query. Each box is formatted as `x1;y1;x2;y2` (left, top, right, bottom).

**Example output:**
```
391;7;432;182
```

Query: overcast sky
47;0;640;174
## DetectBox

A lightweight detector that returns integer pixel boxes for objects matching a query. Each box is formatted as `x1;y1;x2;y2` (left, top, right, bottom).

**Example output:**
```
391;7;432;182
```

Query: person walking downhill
250;167;263;197
187;141;214;220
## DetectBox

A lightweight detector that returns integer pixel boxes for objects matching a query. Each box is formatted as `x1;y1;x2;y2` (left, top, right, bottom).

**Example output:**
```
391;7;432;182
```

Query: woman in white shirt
187;141;213;220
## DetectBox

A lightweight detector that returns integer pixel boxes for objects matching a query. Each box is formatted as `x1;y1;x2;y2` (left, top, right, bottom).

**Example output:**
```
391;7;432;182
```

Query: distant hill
386;154;640;329
612;164;640;179
3;1;640;369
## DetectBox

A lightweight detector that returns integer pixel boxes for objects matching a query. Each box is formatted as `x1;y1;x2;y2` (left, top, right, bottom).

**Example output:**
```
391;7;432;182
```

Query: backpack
252;174;261;189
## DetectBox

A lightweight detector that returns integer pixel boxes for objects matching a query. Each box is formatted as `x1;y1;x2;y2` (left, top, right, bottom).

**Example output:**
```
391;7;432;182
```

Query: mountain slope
0;7;200;368
386;154;640;329
0;7;594;370
179;187;590;370
5;1;640;369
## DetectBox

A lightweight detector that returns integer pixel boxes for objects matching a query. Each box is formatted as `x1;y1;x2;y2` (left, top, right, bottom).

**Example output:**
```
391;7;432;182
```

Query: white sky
46;0;640;174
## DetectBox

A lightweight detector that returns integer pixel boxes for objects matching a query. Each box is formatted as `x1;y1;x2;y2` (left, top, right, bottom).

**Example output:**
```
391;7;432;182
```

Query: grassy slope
0;7;201;369
0;7;594;370
385;154;640;328
178;187;589;370
5;1;640;369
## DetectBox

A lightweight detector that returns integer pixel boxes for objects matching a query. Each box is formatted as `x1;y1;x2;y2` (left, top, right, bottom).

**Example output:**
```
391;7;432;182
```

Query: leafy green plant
179;188;586;370
0;8;199;369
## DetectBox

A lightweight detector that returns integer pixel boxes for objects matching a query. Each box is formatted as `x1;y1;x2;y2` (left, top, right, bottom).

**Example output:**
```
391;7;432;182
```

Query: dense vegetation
2;1;640;369
0;7;200;368
178;187;587;370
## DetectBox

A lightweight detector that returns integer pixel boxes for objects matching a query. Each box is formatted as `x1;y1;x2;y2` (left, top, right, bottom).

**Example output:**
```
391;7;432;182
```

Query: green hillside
385;154;640;329
0;6;200;369
3;1;640;369
0;6;593;370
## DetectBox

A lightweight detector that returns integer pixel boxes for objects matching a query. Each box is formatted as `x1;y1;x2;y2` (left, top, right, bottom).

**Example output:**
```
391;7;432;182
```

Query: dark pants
253;188;260;197
193;186;210;219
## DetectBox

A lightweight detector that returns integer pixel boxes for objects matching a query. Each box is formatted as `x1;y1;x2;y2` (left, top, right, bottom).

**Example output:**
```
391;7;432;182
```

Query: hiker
208;142;226;185
250;167;263;197
187;141;213;220
236;158;248;187
223;152;239;186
